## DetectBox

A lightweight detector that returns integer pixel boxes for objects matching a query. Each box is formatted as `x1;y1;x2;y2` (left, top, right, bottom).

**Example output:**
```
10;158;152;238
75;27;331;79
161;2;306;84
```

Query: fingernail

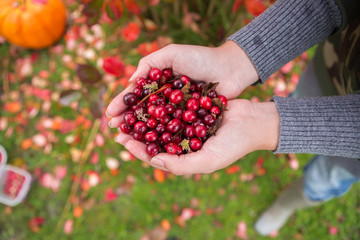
114;135;119;143
108;120;114;128
150;157;165;168
106;110;112;118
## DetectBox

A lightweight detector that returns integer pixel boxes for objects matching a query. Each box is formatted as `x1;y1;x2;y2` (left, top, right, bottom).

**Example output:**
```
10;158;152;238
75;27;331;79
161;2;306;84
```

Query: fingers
106;82;136;118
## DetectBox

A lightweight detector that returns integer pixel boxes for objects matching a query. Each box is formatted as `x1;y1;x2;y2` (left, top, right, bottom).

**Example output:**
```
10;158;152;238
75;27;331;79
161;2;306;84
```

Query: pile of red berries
4;170;25;199
120;68;227;156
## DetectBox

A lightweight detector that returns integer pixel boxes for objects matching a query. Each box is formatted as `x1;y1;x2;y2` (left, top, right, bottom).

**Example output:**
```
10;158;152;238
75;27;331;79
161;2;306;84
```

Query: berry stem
138;83;171;105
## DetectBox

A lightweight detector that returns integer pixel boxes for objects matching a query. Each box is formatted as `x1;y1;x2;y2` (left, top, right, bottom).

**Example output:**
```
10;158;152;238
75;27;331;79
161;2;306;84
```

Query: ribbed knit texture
228;0;342;82
273;94;360;158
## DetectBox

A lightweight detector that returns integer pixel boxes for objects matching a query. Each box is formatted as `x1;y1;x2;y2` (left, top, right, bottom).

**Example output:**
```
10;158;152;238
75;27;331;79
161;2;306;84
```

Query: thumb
129;62;151;83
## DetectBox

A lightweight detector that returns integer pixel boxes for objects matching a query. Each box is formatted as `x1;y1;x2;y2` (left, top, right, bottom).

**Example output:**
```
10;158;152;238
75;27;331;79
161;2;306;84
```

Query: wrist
216;41;259;92
251;101;280;151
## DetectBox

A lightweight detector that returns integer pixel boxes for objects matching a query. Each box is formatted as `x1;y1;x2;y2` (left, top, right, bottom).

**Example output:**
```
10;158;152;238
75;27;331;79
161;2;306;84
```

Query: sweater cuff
273;94;360;158
228;0;342;82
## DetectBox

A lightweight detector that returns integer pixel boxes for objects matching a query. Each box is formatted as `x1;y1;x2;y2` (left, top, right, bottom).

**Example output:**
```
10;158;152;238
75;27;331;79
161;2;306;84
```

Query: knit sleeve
272;94;360;158
227;0;342;82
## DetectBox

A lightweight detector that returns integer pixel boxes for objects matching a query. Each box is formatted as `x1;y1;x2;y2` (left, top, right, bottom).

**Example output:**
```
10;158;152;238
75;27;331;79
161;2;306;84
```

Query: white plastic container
0;145;7;173
0;165;32;206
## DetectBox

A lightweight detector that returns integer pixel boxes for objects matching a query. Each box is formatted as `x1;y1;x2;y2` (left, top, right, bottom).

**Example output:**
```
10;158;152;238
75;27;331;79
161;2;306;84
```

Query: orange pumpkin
0;0;67;49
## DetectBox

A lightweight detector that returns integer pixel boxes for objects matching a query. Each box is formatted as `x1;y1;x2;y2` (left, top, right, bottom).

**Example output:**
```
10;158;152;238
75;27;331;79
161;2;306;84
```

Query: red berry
149;68;162;82
133;87;143;97
165;143;177;155
194;124;207;138
165;103;175;114
166;118;182;133
169;89;184;104
182;110;197;123
162;68;173;80
203;114;216;126
186;98;200;111
161;132;172;144
195;81;205;92
197;108;207;118
155;123;166;134
163;87;173;98
184;125;195;138
124;112;137;126
175;145;183;155
120;122;132;134
172;79;184;89
136;77;146;87
210;106;220;115
189;138;202;151
173;108;183;119
218;95;228;106
123;93;138;106
134;121;148;134
133;132;144;141
207;90;217;98
191;92;201;100
146;143;159;156
180;75;190;85
149;94;159;104
147;105;157;117
199;96;212;110
144;131;159;142
154;106;167;119
159;115;171;125
156;97;166;106
146;117;158;128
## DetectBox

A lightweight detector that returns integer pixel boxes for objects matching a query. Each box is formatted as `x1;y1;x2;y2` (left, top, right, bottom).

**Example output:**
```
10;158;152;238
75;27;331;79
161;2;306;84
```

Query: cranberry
210;106;220;115
162;87;172;98
172;79;184;89
159;115;171;125
173;108;183;120
197;108;208;118
155;123;166;134
161;132;172;144
134;121;148;134
169;89;184;105
184;125;195;138
173;135;182;144
175;145;183;155
149;68;162;82
154;106;167;119
200;96;212;110
189;83;196;92
195;81;205;92
186;98;200;111
133;132;144;141
192;118;203;127
189;138;202;151
180;75;190;85
156;97;166;106
207;90;217;98
120;122;132;134
195;124;207;138
167;119;182;133
165;103;175;114
218;95;228;106
145;78;152;84
147;118;158;128
145;131;159;142
165;143;177;155
162;68;173;80
183;110;197;123
123;93;138;106
147;105;157;117
143;88;151;96
124;112;137;126
146;143;159;156
136;77;146;87
191;92;201;100
203;114;216;126
149;94;159;104
133;87;143;97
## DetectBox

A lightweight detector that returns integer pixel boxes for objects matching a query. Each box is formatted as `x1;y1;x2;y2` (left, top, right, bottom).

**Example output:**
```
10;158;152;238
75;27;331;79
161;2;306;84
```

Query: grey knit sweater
228;0;360;158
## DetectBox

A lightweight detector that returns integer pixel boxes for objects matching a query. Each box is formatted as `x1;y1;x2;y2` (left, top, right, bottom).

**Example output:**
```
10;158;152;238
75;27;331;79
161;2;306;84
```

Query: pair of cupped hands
107;41;280;175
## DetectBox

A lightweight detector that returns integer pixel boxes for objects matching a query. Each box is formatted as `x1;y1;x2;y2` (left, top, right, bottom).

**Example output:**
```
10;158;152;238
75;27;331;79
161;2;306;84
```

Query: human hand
106;41;259;118
112;99;279;175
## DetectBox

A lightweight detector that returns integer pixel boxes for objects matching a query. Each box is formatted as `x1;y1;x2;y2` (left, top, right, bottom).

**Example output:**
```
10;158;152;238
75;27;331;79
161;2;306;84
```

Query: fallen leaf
154;169;165;183
63;219;73;234
236;221;247;239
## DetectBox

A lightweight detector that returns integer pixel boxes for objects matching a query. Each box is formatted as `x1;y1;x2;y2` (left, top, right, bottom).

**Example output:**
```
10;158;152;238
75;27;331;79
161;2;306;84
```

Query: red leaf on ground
137;41;159;56
329;226;338;235
29;217;45;233
104;188;118;202
63;219;73;234
103;57;125;76
236;221;247;239
124;0;141;14
122;22;140;42
154;169;165;183
226;165;240;174
244;0;266;16
232;0;243;13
